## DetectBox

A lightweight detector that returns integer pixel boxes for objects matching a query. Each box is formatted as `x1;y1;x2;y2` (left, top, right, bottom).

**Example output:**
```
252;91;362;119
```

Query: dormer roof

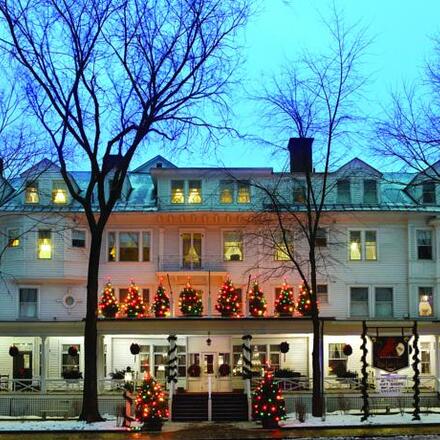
134;155;177;173
335;158;382;177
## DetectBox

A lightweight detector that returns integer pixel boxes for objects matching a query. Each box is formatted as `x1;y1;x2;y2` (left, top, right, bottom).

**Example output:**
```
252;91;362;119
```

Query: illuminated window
139;345;150;374
349;231;362;260
188;180;202;204
171;180;185;204
52;181;68;204
328;343;348;376
119;288;129;303
422;181;436;204
25;181;39;204
62;344;80;375
421;343;431;374
223;231;243;261
363;179;378;204
365;231;377;260
108;232;116;262
37;230;52;259
419;287;433;317
237;181;250;203
337;179;351;204
8;229;20;247
220;180;234;204
274;232;293;261
417;230;433;260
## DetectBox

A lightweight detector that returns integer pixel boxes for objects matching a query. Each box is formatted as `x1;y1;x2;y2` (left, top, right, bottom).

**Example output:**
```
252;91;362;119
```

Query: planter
261;418;279;429
142;420;163;432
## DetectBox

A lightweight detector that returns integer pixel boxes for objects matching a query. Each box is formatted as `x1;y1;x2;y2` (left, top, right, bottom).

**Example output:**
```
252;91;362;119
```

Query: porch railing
158;254;227;272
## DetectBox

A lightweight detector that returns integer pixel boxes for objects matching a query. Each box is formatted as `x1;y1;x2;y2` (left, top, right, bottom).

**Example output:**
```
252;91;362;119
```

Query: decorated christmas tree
216;278;241;317
297;284;313;316
274;280;295;317
124;280;146;319
179;281;203;317
135;373;168;431
98;279;119;318
252;369;286;428
249;281;267;317
151;281;170;318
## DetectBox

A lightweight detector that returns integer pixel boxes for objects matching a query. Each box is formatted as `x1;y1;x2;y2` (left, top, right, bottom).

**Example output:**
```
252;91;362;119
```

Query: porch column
97;335;105;394
242;334;252;421
435;335;440;393
167;335;178;420
40;336;47;394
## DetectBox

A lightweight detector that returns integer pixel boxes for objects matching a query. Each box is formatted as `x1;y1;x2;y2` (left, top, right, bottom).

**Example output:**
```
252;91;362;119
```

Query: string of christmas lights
98;279;119;318
248;281;267;317
179;280;203;316
124;280;146;319
151;280;171;318
216;278;241;317
274;280;295;317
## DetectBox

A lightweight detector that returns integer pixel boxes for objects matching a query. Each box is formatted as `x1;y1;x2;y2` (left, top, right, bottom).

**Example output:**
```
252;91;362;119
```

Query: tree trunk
79;231;104;422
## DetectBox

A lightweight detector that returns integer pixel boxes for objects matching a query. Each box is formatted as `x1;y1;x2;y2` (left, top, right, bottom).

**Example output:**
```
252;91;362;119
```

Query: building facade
0;144;439;412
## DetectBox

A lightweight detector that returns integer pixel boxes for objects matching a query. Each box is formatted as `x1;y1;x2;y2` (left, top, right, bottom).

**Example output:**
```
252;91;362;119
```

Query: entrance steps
171;392;248;422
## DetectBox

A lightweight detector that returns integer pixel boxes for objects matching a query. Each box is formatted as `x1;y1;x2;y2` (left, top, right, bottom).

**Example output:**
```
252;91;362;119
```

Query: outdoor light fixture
206;331;212;346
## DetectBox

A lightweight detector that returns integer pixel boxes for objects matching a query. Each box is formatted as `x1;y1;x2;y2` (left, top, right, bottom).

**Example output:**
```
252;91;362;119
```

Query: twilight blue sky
134;0;440;172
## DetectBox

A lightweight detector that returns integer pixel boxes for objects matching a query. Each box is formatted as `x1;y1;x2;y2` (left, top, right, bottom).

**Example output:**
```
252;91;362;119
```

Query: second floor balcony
157;254;228;272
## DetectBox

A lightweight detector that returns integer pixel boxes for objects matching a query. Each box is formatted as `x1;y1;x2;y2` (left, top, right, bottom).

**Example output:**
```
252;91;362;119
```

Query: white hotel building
0;139;439;419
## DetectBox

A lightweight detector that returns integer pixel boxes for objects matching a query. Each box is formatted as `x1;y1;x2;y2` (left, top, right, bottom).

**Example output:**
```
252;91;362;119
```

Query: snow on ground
280;411;440;428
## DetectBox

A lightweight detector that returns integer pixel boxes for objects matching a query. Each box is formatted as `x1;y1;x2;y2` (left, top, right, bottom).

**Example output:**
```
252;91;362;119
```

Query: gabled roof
20;158;61;178
134;155;177;173
407;159;440;187
336;158;382;177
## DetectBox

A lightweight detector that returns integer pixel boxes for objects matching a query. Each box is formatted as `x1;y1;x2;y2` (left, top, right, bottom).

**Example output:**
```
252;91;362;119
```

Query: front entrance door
201;352;216;392
181;232;202;269
13;351;32;390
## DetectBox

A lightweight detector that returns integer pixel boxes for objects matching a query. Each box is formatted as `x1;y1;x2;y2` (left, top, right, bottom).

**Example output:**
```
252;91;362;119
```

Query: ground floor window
232;345;242;376
153;345;168;381
62;344;80;376
177;346;186;377
140;345;150;373
269;345;281;371
328;343;348;376
421;342;431;374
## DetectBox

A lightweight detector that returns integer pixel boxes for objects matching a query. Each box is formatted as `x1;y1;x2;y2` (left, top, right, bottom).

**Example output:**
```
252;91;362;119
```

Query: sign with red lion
372;336;409;372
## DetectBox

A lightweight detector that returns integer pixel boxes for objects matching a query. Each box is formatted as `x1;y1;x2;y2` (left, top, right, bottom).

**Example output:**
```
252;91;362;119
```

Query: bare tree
376;36;440;183
251;7;370;417
0;0;250;422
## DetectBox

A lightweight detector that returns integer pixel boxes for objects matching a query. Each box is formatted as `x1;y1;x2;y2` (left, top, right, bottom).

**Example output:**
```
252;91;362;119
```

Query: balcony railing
158;254;228;272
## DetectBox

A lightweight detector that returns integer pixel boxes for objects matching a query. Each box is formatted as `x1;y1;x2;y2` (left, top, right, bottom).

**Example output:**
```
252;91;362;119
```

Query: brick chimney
287;138;313;173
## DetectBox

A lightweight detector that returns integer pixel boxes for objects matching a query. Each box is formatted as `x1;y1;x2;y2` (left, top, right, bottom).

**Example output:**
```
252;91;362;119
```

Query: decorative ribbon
242;334;252;380
167;335;178;384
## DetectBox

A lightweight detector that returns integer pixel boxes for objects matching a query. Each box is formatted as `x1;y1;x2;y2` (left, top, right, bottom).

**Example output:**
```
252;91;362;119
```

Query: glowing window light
25;184;39;204
38;230;52;259
52;188;68;204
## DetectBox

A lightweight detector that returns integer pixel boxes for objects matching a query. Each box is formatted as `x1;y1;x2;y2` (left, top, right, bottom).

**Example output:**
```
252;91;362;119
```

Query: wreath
9;346;19;357
218;363;231;377
188;364;201;378
279;342;290;354
130;343;140;355
343;344;353;356
68;346;78;357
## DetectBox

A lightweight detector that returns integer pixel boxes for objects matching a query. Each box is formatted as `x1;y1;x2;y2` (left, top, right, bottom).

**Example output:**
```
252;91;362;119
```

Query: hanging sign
372;336;409;372
378;374;406;396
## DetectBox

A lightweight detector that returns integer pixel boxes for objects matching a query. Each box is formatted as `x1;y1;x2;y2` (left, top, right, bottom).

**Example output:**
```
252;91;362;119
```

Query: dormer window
25;181;39;204
337;179;351;204
171;180;184;204
220;180;234;204
188;180;202;204
237;181;251;204
422;181;436;204
52;181;68;204
363;179;378;204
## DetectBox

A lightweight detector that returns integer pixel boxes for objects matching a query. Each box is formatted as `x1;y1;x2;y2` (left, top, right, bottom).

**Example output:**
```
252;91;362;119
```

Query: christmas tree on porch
98;279;119;318
179;280;203;316
216;278;241;317
151;280;171;317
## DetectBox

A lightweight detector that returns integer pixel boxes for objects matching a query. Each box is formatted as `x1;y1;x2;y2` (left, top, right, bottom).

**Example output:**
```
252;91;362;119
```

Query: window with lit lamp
171;180;185;204
52;180;68;204
187;180;202;204
37;229;52;259
25;181;39;204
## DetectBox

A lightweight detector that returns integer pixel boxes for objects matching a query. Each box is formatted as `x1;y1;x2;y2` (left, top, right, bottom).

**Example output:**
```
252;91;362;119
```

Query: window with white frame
107;231;151;262
223;231;243;261
417;230;433;260
237;181;251;204
316;227;328;247
269;345;281;372
363;179;378;204
293;181;306;203
71;229;86;248
62;344;80;375
177;346;187;377
418;287;433;317
274;231;293;261
317;284;328;303
337;179;351;203
37;229;52;259
220;180;234;204
349;230;377;261
139;345;150;373
420;342;431;374
374;287;393;318
328;343;348;376
171;180;185;204
52;180;68;204
19;288;38;319
350;287;369;317
25;181;39;204
188;180;202;204
153;345;168;381
7;228;20;248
